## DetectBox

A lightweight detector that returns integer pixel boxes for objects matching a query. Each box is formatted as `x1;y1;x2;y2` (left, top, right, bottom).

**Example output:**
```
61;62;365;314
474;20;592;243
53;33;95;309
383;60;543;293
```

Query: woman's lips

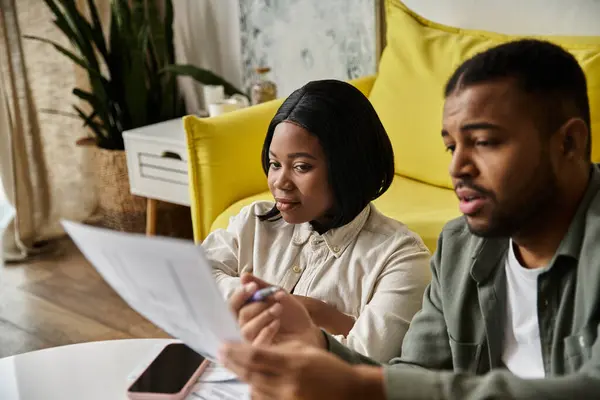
276;201;300;212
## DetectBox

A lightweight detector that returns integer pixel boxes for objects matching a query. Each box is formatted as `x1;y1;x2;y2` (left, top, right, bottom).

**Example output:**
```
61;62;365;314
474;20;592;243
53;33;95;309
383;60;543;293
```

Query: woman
202;79;431;363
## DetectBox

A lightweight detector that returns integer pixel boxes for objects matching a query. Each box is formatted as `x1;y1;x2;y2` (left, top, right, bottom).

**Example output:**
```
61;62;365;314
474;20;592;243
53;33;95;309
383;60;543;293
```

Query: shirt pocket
449;337;483;373
563;326;595;372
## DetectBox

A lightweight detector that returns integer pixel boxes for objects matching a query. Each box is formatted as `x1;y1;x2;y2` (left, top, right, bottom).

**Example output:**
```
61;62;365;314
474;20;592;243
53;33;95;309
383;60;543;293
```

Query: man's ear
558;118;589;159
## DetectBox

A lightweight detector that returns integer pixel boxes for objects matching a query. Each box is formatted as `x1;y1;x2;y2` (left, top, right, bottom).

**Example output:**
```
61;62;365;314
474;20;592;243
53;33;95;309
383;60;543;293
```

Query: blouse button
292;265;302;273
332;246;340;253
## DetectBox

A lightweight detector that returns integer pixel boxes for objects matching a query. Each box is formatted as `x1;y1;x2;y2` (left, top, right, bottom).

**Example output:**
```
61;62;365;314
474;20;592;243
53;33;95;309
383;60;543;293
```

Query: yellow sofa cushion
370;0;600;189
209;175;459;253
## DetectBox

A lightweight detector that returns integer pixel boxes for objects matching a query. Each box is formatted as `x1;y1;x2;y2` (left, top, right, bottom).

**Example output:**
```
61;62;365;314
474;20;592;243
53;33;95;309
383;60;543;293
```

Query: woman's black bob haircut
259;79;395;230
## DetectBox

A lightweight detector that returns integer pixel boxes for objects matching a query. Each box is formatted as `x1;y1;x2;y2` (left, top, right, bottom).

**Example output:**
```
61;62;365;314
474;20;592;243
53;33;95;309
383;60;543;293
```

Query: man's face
442;79;560;237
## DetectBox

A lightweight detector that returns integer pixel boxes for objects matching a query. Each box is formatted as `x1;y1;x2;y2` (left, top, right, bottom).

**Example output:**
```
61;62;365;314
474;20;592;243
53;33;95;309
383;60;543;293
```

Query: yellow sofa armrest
184;100;282;241
350;75;377;96
184;75;377;242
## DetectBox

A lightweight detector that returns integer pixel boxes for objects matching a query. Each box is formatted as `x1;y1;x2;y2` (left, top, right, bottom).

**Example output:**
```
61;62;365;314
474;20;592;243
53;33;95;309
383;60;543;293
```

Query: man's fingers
252;318;280;346
219;342;285;377
224;357;281;400
229;282;258;315
241;303;282;342
251;387;279;400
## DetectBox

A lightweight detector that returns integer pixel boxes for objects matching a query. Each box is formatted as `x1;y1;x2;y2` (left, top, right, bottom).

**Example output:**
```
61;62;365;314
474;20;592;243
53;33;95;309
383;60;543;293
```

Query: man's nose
449;146;477;180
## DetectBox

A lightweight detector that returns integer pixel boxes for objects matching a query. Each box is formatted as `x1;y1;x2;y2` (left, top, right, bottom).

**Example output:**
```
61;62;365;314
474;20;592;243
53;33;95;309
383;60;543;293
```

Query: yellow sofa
184;0;600;252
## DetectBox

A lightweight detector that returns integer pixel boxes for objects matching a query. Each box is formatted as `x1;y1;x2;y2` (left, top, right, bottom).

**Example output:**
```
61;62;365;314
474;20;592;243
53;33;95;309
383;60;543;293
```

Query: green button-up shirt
327;165;600;399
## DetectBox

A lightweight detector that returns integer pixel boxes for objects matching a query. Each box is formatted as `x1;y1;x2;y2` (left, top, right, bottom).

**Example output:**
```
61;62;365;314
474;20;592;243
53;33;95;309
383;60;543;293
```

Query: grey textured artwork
239;0;378;97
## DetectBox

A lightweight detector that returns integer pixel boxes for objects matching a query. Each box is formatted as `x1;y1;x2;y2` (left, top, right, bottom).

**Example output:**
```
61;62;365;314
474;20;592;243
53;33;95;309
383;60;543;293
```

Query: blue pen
246;286;280;304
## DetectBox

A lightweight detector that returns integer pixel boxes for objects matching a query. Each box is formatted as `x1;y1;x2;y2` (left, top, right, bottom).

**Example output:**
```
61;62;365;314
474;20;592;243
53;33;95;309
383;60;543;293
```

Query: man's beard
467;162;559;238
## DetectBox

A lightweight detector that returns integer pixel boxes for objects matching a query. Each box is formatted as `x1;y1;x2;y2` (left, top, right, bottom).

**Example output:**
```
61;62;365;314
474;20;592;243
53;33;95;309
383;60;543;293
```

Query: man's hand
218;341;386;400
228;273;325;348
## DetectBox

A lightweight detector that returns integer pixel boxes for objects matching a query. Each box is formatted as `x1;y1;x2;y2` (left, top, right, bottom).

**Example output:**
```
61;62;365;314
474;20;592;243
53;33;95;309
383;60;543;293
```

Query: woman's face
267;121;334;225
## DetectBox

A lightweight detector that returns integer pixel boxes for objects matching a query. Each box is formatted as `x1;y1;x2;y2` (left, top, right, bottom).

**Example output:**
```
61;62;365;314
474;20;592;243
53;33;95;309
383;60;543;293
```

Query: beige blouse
202;201;431;362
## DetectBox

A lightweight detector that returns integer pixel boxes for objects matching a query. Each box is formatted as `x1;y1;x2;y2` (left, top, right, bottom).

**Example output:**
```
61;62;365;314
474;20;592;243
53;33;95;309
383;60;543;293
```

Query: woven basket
92;147;193;239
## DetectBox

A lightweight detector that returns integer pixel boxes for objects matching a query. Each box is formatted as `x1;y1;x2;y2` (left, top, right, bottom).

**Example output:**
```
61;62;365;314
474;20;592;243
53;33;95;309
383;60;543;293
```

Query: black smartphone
127;343;208;399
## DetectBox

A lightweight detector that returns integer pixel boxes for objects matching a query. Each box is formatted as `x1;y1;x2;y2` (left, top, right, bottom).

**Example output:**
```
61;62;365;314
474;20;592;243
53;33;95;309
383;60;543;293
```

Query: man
218;39;600;399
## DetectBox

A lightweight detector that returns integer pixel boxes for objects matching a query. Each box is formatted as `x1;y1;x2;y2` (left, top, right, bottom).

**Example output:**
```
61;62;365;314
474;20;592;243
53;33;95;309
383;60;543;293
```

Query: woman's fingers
240;273;273;289
252;318;280;346
229;282;258;316
228;279;284;343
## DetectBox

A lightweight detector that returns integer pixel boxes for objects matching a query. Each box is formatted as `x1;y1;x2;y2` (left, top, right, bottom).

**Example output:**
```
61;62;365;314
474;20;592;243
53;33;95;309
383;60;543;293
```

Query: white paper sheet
61;221;242;361
187;382;250;400
198;363;239;383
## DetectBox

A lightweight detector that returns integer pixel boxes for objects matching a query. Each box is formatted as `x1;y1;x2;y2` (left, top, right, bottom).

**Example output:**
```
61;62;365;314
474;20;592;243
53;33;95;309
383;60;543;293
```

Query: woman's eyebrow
269;150;317;160
287;152;317;160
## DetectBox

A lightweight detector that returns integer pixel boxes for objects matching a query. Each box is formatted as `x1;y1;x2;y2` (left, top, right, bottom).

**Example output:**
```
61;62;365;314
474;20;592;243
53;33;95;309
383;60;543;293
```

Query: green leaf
113;0;133;31
125;31;150;128
158;73;178;121
82;109;98;128
48;0;101;73
39;108;82;120
72;87;107;116
73;105;106;139
146;0;167;67
23;35;104;79
86;0;109;60
37;0;247;151
161;64;245;96
164;0;175;65
42;0;77;41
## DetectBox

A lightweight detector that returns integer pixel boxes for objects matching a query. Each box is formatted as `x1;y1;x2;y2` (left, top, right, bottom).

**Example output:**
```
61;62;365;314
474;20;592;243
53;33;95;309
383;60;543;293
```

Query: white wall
238;0;378;97
175;0;600;110
401;0;600;35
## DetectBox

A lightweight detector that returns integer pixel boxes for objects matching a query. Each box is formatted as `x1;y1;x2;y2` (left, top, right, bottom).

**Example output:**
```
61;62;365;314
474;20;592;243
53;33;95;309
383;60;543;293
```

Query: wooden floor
0;238;169;358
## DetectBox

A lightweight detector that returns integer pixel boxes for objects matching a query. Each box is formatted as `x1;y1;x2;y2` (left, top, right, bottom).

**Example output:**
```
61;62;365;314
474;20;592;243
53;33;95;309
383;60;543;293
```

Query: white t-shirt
501;240;547;378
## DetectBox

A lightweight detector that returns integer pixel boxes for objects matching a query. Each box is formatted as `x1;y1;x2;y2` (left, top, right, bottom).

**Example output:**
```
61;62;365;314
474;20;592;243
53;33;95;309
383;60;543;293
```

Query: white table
123;119;190;236
0;339;176;400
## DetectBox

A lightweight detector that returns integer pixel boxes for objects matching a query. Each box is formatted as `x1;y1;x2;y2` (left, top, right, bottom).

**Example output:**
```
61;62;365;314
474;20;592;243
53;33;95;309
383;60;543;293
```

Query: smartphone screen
129;343;205;394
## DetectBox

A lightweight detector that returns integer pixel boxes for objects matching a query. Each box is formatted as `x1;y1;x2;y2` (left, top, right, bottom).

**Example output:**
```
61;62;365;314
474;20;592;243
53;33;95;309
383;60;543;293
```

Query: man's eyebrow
460;122;504;132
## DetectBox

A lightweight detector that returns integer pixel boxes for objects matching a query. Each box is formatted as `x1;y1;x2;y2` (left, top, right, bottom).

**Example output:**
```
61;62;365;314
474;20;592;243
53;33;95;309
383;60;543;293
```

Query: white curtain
0;0;97;261
173;0;244;113
0;0;245;261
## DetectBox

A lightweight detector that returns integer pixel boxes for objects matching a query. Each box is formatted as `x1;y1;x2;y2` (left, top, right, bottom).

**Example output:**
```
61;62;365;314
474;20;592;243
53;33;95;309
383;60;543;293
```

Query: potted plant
26;0;244;234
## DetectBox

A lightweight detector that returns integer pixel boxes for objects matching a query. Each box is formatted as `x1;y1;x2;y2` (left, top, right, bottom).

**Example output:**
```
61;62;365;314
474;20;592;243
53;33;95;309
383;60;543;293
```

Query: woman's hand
293;295;355;336
228;273;326;348
228;278;281;345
